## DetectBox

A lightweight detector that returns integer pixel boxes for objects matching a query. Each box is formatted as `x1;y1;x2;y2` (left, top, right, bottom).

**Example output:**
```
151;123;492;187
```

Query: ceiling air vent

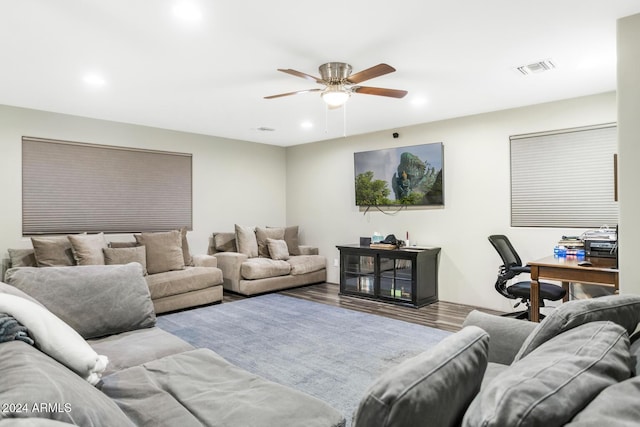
516;59;556;75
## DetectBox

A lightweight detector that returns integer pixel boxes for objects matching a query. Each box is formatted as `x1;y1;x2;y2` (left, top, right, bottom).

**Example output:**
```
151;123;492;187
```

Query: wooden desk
528;256;618;322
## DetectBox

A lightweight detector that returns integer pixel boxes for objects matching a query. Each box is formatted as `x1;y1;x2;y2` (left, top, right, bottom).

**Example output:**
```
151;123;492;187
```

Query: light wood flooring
223;282;503;333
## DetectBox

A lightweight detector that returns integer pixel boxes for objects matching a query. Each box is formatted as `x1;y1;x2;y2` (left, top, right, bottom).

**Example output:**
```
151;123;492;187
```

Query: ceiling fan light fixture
321;86;350;107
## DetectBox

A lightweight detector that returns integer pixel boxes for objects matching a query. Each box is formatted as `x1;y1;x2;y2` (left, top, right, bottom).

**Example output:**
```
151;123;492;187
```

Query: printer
583;226;618;258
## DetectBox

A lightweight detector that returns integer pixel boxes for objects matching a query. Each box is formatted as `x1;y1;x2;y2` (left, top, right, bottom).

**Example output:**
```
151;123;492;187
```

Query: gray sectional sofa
351;294;640;426
209;225;326;296
5;229;223;313
0;263;345;426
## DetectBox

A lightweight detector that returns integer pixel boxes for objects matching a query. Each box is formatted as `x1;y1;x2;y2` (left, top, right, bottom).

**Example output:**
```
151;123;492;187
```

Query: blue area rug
157;294;451;425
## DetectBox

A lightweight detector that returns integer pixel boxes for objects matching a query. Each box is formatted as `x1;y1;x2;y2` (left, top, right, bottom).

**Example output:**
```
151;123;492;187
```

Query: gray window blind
22;137;192;235
510;124;618;228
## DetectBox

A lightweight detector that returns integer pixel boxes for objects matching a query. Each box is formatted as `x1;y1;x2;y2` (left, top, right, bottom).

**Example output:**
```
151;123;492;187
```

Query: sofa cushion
145;266;223;300
100;348;345;427
256;226;285;257
267;238;290;260
288;255;326;276
7;248;36;268
31;235;75;267
241;258;291;280
89;327;195;376
104;245;148;275
179;227;193;267
135;230;185;275
515;294;640;361
68;232;107;265
353;326;489;427
0;341;134;426
463;321;632;427
213;232;237;252
235;224;258;257
565;376;640;426
4;263;156;339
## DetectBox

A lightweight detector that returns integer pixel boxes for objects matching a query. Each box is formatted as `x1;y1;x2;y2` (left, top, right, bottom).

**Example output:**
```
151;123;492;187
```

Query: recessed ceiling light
410;97;428;107
300;121;313;129
83;73;106;87
172;2;202;22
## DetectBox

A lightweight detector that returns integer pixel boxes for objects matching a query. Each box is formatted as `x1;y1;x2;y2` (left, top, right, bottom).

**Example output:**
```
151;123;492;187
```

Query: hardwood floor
223;282;503;333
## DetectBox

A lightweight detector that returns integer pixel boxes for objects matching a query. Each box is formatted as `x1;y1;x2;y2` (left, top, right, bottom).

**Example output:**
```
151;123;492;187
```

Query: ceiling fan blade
277;69;323;84
347;63;396;84
353;86;408;98
264;88;322;99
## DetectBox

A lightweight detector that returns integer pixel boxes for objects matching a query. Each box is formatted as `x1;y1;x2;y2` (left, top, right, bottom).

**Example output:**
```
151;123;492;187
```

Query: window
510;124;618;228
22;137;192;235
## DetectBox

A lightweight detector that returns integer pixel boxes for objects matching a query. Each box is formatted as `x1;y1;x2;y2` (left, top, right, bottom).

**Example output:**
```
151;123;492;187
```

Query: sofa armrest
298;245;318;255
213;252;248;293
462;310;537;365
192;254;217;268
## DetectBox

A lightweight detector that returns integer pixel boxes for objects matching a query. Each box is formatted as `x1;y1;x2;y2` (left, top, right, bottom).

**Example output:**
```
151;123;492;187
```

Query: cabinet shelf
337;245;441;308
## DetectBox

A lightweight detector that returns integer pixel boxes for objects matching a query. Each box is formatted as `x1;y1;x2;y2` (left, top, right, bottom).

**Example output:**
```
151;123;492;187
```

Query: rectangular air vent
516;59;556;75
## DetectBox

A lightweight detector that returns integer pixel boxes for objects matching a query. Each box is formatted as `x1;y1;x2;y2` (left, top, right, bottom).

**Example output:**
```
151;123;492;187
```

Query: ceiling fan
264;62;408;108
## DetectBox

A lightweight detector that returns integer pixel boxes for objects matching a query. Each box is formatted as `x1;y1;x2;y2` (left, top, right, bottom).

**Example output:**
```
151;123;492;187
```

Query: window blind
510;124;618;228
22;137;192;235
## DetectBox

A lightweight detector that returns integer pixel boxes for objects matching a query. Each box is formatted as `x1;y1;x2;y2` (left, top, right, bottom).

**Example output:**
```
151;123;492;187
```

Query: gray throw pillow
68;232;107;265
4;263;156;339
256;226;285;257
0;341;134;426
103;246;148;275
235;224;258;258
515;294;640;361
565;376;640;426
31;236;75;267
463;321;632;427
267;238;290;260
353;326;489;427
135;230;185;275
7;248;37;268
0;281;43;307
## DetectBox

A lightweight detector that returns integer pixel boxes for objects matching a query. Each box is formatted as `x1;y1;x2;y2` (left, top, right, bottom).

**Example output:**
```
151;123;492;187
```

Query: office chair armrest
462;310;537;365
510;265;531;274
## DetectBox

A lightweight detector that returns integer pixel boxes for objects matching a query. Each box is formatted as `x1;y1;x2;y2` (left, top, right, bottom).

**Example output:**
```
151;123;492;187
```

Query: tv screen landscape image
354;142;444;207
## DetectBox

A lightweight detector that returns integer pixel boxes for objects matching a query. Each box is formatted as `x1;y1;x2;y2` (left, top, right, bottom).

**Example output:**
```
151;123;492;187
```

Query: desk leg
529;265;540;322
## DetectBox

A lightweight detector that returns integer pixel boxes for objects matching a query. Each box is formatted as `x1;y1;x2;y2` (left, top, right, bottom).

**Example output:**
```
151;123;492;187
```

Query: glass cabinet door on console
337;245;440;308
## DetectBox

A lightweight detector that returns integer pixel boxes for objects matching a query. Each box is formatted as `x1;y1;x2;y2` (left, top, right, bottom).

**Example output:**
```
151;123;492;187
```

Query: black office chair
488;235;566;320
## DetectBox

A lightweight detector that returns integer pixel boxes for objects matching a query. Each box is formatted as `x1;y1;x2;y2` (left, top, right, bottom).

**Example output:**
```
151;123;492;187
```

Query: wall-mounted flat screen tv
354;142;443;207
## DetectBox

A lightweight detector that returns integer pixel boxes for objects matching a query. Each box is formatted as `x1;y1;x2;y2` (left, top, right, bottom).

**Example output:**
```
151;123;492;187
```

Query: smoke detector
516;59;556;75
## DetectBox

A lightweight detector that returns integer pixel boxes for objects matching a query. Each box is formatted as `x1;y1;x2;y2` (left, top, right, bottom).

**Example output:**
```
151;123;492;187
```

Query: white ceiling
1;1;639;147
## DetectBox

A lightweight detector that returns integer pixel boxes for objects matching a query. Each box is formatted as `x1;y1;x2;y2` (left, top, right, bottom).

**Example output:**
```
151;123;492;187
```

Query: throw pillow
235;224;259;258
0;281;44;307
269;225;300;255
4;263;156;339
353;326;489;427
256;226;285;257
0;341;134;426
463;321;632;427
267;238;290;260
566;376;640;426
135;230;185;275
108;241;138;248
180;226;193;266
213;232;237;252
7;248;37;268
103;246;148;275
67;232;107;265
514;294;640;361
0;293;108;384
31;236;75;267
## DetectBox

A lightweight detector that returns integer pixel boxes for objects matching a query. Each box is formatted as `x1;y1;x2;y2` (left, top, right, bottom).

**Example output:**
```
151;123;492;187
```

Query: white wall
617;13;640;294
0;105;287;259
286;92;617;312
